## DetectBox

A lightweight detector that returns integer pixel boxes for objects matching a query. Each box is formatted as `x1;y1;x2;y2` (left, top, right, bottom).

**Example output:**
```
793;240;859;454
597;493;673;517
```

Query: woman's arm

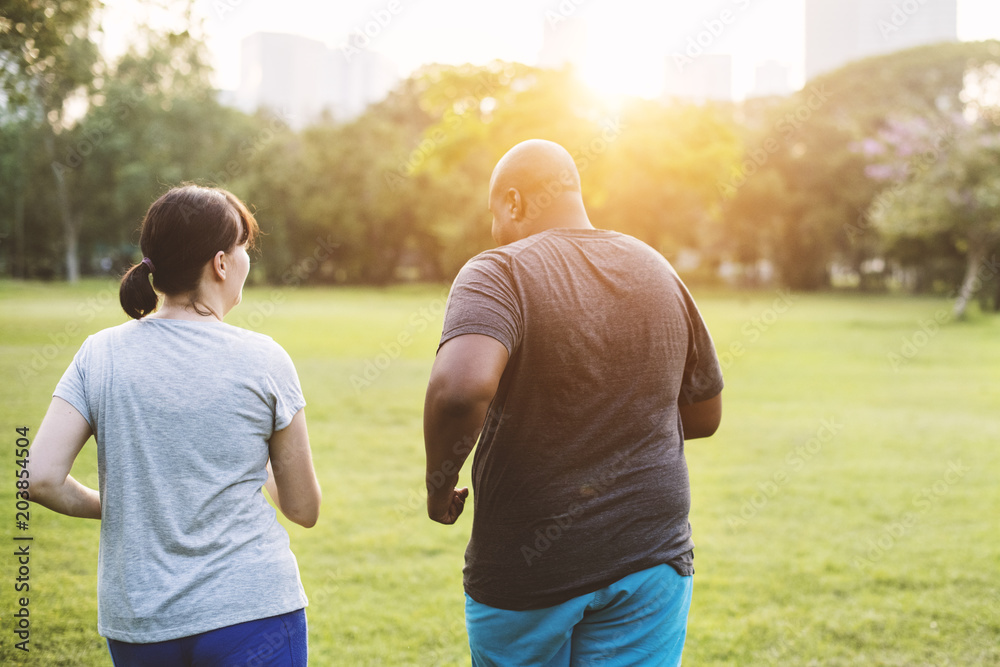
264;408;321;528
26;397;101;519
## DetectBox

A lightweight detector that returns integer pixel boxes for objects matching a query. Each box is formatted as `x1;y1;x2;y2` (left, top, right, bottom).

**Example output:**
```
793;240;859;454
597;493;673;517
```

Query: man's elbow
686;420;720;439
428;384;492;419
679;394;722;440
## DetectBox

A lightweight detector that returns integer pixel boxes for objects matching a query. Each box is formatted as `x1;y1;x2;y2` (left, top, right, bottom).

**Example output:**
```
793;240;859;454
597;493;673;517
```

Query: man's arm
423;334;508;524
679;392;722;439
26;397;101;519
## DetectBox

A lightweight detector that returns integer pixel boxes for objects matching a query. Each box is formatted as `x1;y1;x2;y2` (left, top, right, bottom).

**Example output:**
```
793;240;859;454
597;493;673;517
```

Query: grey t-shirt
440;228;724;611
53;318;308;642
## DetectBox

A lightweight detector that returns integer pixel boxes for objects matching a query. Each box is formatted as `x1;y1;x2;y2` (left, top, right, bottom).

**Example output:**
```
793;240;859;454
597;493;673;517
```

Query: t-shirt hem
438;325;514;356
464;552;694;611
275;398;307;432
98;598;308;644
678;378;725;406
52;389;94;430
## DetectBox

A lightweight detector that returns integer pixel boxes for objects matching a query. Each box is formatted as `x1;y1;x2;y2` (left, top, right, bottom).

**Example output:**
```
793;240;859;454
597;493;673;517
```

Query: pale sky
97;0;1000;101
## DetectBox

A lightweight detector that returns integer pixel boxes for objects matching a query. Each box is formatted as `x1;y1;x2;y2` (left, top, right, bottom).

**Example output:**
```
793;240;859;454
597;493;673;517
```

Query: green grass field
1;280;998;666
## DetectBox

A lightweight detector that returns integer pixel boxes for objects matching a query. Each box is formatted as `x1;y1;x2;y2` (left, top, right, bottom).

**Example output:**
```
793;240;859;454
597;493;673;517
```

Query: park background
1;0;999;664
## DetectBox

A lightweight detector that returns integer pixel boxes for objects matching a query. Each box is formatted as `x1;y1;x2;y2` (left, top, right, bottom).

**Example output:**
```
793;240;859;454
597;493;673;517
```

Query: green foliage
722;40;1000;292
0;0;245;280
409;62;743;274
3;7;1000;295
0;118;61;277
242;78;442;284
593;100;740;259
0;0;101;115
867;113;1000;245
858;48;1000;315
241;60;741;284
0;0;104;282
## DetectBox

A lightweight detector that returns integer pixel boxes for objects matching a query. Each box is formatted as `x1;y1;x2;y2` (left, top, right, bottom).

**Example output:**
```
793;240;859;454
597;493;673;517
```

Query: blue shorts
106;608;307;667
465;564;693;666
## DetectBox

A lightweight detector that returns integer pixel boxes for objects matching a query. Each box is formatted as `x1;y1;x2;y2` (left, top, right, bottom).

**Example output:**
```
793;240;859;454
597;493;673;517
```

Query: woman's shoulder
93;319;283;352
216;322;284;351
84;320;296;372
214;323;297;369
80;319;141;346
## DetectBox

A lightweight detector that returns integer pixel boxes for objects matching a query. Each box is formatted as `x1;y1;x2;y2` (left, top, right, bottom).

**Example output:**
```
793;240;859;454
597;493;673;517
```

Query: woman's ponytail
119;258;159;320
119;185;259;319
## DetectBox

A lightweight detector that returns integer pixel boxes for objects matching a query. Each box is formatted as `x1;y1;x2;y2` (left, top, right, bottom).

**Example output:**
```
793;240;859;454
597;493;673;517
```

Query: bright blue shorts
106;608;307;667
465;564;693;666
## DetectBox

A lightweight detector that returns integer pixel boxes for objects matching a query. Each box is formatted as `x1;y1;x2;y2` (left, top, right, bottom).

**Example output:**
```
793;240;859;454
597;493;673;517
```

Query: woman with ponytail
27;185;321;666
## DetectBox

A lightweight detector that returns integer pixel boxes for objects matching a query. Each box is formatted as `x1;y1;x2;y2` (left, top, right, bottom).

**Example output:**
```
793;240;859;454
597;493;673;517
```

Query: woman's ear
212;250;227;281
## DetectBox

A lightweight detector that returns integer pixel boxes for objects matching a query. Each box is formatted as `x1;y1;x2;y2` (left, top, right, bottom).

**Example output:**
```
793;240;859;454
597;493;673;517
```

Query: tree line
2;2;999;315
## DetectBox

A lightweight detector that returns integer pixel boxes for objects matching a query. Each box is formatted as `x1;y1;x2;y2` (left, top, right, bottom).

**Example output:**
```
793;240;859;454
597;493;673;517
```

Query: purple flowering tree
864;64;1000;317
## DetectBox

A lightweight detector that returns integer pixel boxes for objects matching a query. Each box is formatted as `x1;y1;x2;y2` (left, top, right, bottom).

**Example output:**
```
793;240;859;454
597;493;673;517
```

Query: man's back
440;228;724;610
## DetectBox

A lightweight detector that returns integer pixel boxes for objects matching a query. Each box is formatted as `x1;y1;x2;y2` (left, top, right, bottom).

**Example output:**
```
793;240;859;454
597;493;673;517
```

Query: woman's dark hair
119;185;259;320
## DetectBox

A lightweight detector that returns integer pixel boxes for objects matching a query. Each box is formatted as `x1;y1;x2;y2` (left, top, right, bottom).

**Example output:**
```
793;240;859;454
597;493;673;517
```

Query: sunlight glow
89;0;1000;100
579;49;665;101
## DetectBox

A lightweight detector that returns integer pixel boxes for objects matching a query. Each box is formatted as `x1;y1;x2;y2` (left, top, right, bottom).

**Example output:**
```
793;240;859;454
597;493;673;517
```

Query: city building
750;60;792;98
805;0;957;80
235;32;398;128
663;53;733;103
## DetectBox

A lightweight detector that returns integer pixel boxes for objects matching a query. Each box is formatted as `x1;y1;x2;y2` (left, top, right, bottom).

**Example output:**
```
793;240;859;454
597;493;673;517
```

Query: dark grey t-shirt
440;228;724;610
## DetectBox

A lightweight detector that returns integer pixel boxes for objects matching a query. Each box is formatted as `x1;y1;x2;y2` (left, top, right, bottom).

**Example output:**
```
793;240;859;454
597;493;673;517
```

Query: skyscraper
236;32;398;128
805;0;957;80
750;61;792;98
238;33;329;126
326;36;399;120
663;54;733;103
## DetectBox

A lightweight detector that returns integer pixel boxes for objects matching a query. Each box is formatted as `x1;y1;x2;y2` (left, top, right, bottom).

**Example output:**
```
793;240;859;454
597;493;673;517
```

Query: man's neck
528;199;594;235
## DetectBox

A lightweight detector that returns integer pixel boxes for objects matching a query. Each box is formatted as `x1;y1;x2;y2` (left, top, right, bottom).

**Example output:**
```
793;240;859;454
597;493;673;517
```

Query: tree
0;0;247;280
593;99;740;270
0;0;102;281
733;40;1000;291
866;104;1000;317
412;62;742;277
47;2;268;279
244;76;443;285
409;61;570;276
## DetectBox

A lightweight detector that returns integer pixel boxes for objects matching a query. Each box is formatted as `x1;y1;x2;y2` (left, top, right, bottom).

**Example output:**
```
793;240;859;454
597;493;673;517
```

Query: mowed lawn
1;280;998;666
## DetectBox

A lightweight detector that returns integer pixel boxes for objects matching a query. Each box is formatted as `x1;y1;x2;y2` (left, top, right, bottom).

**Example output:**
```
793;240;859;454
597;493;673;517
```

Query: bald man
423;139;723;666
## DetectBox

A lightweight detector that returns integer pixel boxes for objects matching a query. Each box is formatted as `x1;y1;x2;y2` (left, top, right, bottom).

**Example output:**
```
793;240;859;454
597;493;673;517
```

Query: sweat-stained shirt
439;228;724;611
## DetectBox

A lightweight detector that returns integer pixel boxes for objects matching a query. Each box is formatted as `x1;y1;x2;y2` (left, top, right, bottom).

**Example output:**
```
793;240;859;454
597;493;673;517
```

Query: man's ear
506;188;525;221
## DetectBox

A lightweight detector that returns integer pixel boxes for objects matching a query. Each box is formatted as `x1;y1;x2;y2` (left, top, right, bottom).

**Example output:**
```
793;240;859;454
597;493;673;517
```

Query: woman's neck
148;294;225;322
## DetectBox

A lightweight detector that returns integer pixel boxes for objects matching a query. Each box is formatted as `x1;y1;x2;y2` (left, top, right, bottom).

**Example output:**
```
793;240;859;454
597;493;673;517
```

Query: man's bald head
487;140;591;245
489;139;581;203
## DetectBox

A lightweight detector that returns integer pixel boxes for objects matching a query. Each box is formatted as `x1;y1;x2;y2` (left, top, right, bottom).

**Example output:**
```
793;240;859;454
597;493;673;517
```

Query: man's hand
428;486;470;525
